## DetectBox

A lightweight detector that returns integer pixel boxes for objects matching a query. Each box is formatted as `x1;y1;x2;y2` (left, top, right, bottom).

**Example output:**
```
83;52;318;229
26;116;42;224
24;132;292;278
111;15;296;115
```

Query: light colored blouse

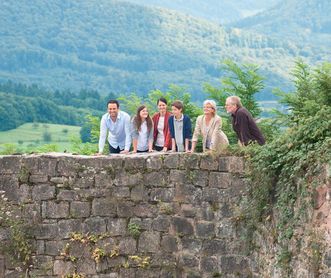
192;115;229;152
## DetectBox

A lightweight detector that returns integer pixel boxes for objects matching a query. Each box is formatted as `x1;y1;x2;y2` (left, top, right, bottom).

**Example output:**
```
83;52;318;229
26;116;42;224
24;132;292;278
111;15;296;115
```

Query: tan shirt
192;115;229;152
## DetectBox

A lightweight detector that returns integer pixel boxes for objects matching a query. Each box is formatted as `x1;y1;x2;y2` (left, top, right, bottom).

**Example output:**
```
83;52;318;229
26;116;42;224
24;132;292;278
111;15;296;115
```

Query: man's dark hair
157;97;167;105
107;100;119;108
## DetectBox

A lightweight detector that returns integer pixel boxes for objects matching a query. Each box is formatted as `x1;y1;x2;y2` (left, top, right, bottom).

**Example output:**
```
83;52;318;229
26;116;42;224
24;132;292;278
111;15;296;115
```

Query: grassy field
0;123;81;153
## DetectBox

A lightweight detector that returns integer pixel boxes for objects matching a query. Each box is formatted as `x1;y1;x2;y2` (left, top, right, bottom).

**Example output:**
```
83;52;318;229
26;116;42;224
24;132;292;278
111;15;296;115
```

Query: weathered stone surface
175;184;201;204
172;217;194;235
107;218;127;236
163;154;179;169
83;217;107;234
1;154;326;278
195;221;215;238
200;155;219;170
58;219;82;238
53;260;75;275
150;188;174;202
32;184;56;200
92;198;117;216
57;189;79;201
152;215;171;232
29;174;48;183
117;201;134;217
119;237;137;254
44;201;69;218
202;240;226;255
138;231;160;252
209;172;232;188
200;256;218;273
70;201;91;218
161;235;178;252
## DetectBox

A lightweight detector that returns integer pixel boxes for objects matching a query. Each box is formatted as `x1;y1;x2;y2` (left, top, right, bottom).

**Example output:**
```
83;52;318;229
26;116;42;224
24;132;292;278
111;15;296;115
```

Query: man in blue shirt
98;100;131;154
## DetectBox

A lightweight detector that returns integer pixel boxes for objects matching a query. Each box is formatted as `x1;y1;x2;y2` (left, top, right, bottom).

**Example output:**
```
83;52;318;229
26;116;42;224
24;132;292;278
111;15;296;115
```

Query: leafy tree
204;59;264;117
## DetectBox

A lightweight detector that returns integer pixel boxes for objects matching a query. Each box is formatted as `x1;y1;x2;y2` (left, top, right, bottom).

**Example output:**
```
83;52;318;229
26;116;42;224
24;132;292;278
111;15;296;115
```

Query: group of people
97;96;265;155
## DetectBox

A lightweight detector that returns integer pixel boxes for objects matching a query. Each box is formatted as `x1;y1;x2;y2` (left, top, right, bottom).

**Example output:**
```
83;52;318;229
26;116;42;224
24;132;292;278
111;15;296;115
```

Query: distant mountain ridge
233;0;331;49
0;0;327;100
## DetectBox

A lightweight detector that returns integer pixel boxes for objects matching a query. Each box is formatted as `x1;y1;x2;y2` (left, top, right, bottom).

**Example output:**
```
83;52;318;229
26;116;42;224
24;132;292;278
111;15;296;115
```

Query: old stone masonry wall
0;153;249;278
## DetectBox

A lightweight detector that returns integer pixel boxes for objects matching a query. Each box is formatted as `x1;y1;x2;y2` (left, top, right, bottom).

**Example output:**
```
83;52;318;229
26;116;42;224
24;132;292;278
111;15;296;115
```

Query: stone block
196;204;215;221
181;204;197;218
114;172;143;186
34;223;58;239
32;184;55;200
219;256;249;273
202;188;223;202
209;172;232;188
45;240;67;256
29;174;48;183
76;258;97;275
57;189;79;201
24;156;57;176
145;171;169;187
119;237;137;254
163;154;180;169
180;253;199;268
169;170;186;184
219;156;245;173
189;170;209;186
0;175;20;202
95;173;113;188
113;186;130;198
146;155;163;170
133;204;157;218
131;184;148;201
171;217;194;235
124;156;146;170
138;231;160;252
50;176;66;184
18;183;31;203
83;217;107;234
70;201;91;218
152;215;171;232
200;256;218;273
200;155;219;170
202;240;226;255
161;235;178;252
72;176;94;188
150;188;175;202
195;221;215;238
92;198;117;216
58;219;82;239
179;154;200;170
175;184;201;204
107;218;127;236
44;201;69;218
117;201;134;217
0;156;22;174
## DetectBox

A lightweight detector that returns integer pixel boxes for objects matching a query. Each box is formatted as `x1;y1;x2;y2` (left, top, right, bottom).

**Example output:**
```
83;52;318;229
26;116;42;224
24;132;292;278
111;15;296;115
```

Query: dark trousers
109;144;123;154
153;145;163;152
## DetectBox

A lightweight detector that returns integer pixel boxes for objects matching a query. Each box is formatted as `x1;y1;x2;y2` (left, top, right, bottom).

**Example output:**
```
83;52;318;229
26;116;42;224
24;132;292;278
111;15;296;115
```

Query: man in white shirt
97;100;131;154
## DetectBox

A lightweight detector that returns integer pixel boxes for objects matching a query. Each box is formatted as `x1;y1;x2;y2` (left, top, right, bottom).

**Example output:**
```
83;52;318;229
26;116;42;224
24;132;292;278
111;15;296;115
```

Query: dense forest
0;81;114;131
1;0;327;101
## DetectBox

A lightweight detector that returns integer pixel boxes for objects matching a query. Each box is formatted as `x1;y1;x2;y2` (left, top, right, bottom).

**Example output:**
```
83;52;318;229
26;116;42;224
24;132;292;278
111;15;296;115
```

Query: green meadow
0;123;81;153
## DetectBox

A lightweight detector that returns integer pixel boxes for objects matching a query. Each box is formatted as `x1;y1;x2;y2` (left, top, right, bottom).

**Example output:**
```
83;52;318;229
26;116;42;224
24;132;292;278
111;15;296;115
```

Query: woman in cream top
191;100;229;153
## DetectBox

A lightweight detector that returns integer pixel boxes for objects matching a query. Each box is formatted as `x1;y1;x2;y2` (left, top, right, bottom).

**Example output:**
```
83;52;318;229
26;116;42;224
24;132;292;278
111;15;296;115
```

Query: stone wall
0;153;248;278
0;153;330;278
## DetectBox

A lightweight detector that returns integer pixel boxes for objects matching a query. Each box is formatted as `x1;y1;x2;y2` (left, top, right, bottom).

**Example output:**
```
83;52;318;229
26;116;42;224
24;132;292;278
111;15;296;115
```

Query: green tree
204;59;264;118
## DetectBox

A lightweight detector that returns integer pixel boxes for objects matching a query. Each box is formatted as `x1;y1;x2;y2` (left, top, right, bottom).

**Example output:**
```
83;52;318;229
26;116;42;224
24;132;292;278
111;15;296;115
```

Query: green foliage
0;191;33;269
205;59;269;143
240;62;331;272
70;136;97;155
128;223;141;239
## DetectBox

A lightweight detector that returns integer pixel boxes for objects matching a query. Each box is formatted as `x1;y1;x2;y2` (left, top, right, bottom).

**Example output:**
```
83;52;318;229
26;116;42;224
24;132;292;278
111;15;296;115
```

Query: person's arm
121;114;132;153
168;116;176;152
191;116;201;152
171;138;176;152
148;123;154;152
184;115;192;152
130;119;138;153
98;115;107;154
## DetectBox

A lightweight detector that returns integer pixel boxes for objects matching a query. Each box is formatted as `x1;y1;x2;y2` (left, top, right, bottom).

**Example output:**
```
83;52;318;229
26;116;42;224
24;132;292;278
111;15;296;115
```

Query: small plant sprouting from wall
129;255;151;268
0;190;33;271
128;223;141;239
